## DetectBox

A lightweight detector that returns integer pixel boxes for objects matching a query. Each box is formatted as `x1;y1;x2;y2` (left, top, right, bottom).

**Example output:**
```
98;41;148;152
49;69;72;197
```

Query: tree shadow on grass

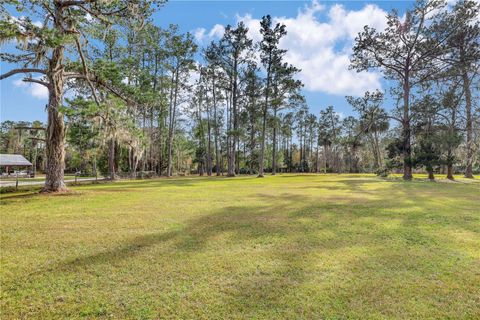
32;182;477;271
55;198;313;271
73;175;260;193
0;190;82;204
6;180;479;318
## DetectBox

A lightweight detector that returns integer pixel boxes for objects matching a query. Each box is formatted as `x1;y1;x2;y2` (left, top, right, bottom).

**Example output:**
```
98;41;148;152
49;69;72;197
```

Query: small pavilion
0;154;33;187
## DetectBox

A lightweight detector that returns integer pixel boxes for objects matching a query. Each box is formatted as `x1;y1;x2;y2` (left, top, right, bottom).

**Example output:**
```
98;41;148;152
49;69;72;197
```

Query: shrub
375;167;389;177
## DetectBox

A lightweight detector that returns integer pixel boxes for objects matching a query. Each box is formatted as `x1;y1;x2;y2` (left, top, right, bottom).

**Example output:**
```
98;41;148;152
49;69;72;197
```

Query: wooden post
15;170;19;190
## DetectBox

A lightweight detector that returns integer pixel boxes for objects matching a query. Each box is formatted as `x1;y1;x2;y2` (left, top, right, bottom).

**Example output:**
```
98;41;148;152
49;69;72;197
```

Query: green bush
375;167;389;177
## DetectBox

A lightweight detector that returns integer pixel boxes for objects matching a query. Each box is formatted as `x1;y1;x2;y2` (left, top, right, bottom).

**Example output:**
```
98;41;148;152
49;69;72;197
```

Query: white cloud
327;4;386;40
193;24;225;44
208;24;225;39
235;14;261;42
13;77;48;99
194;27;206;42
202;1;388;96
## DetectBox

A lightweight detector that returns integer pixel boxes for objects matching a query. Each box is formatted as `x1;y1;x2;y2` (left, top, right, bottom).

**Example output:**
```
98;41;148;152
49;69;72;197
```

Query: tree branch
74;36;100;105
70;74;136;106
22;78;50;88
0;68;46;80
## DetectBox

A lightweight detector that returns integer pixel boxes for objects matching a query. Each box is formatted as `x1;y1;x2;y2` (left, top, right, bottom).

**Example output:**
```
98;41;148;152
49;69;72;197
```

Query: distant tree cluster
0;120;45;175
350;0;480;180
1;0;478;191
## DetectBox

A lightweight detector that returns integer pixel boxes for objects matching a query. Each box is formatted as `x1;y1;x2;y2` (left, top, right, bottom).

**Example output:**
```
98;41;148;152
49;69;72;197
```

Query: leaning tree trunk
42;48;67;193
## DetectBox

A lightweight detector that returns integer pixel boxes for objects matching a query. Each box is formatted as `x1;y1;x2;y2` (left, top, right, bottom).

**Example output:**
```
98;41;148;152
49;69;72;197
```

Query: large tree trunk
258;61;271;178
157;109;164;175
289;136;293;173
463;67;474;179
235;143;240;175
258;108;267;177
42;47;67;193
249;111;256;175
227;63;238;177
206;96;212;177
149;106;154;171
447;163;454;180
272;108;278;175
402;78;413;180
142;109;147;171
212;77;221;176
166;71;178;177
427;167;435;181
226;88;231;176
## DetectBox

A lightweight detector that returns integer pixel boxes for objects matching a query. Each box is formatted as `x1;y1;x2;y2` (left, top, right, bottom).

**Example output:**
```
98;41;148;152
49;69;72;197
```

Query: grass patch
1;174;479;319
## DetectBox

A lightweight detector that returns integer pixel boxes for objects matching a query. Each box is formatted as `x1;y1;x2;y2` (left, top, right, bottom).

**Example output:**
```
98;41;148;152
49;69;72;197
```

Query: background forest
1;0;479;192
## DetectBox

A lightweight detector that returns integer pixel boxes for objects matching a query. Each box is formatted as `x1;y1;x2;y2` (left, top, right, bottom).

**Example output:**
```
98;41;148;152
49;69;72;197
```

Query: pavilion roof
0;154;33;167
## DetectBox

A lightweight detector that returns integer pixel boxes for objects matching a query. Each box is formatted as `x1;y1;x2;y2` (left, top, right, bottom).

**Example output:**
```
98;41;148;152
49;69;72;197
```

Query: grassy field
1;174;479;319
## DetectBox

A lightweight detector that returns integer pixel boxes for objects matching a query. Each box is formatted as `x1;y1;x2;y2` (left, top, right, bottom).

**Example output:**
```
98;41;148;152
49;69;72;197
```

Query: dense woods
1;0;479;192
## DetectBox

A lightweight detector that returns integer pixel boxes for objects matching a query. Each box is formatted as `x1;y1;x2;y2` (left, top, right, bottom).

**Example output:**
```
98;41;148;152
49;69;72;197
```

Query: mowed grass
1;174;479;319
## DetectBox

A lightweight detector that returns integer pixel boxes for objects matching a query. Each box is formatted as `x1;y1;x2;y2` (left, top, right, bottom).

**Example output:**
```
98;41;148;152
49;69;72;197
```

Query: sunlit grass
389;172;478;181
1;174;479;319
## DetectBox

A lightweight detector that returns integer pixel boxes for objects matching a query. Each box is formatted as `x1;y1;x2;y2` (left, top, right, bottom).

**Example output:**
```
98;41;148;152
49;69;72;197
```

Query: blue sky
0;0;414;123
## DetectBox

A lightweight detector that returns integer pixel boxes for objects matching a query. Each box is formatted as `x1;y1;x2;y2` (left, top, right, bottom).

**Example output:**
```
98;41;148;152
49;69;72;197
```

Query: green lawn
1;174;479;319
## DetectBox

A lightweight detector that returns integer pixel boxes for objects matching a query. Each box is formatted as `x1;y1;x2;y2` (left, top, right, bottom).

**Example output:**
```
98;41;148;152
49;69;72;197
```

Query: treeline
0;0;479;192
0;121;46;174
